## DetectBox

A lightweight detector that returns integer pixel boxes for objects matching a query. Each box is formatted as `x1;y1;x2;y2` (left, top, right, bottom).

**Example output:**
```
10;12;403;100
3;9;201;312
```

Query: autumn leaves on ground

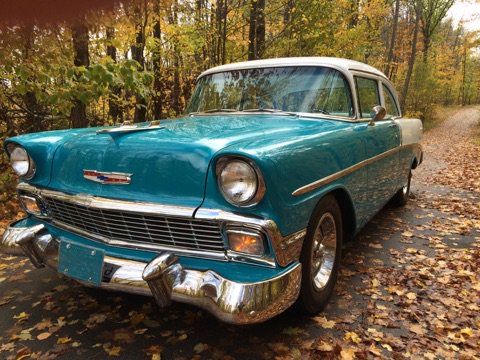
1;108;479;359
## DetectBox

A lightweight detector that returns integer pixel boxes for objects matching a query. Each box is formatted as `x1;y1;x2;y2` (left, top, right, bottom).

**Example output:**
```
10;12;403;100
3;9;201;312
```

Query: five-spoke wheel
298;195;342;314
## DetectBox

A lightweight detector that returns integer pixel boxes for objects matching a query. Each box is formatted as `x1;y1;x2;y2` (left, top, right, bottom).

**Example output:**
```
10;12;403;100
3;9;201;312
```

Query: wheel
391;169;412;207
298;195;342;314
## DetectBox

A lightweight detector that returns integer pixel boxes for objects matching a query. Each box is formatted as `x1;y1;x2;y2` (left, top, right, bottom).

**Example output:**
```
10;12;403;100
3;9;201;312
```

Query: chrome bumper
1;222;302;324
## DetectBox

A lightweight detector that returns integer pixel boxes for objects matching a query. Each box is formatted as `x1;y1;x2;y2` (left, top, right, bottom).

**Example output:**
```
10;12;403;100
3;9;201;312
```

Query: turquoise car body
2;57;423;324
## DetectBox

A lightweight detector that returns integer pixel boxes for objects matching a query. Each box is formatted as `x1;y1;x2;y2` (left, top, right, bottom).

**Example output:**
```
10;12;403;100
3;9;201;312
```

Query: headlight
216;157;265;206
7;144;36;179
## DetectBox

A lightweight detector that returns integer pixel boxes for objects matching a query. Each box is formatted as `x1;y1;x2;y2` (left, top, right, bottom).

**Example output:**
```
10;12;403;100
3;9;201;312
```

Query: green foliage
0;125;19;220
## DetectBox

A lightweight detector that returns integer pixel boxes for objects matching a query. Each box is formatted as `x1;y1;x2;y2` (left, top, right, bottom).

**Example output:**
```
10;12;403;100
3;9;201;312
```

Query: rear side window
382;84;400;118
355;77;380;119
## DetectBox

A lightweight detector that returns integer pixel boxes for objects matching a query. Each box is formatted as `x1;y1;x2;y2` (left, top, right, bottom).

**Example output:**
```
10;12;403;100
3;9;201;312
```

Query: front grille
42;196;225;253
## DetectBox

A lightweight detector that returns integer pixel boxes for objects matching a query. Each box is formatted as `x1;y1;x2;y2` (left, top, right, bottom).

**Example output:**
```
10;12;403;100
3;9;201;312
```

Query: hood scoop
96;121;164;135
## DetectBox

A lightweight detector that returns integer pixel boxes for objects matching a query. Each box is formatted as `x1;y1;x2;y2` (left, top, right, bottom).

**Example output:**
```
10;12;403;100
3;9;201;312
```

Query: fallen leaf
193;343;207;354
408;324;425;336
13;312;29;321
106;346;122;356
314;316;336;329
316;342;333;352
36;332;51;341
345;331;362;344
340;347;356;360
406;292;417;300
57;337;72;344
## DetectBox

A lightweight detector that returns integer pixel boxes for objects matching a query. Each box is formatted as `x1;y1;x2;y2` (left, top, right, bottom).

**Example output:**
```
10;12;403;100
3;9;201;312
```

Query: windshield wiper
189;108;238;115
241;108;298;116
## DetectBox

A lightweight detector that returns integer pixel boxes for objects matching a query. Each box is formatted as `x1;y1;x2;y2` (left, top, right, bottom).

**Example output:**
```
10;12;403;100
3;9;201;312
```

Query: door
355;76;400;219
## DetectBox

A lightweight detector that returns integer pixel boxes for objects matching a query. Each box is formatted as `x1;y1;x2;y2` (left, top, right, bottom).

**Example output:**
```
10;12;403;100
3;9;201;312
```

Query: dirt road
0;108;479;359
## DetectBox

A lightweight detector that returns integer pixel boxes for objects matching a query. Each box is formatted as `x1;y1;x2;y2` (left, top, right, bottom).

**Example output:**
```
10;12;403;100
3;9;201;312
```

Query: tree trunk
170;0;181;115
153;0;164;119
248;0;265;60
349;0;359;29
106;26;121;123
461;46;467;106
422;32;430;63
255;0;265;58
247;0;257;60
70;20;90;128
385;0;400;78
22;24;45;131
221;0;228;64
132;0;148;123
400;2;421;113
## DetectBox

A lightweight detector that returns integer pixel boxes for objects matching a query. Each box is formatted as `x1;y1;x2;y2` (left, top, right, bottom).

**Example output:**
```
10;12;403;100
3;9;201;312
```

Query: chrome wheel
311;212;337;291
392;169;412;207
298;194;342;314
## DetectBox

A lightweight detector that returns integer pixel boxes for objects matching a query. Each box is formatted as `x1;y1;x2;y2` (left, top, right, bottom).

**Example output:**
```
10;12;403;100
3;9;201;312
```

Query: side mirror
369;105;386;126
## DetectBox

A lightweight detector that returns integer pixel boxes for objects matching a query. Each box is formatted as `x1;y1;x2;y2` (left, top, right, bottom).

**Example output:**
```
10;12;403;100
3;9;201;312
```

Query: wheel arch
309;187;357;243
411;156;419;169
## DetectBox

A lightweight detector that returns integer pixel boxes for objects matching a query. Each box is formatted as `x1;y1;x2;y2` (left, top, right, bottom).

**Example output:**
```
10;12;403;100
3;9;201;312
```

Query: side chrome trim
292;146;402;196
17;183;196;218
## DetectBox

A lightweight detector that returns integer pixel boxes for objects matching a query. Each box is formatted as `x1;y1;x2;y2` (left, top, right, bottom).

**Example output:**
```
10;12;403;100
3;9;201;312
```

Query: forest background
0;0;479;219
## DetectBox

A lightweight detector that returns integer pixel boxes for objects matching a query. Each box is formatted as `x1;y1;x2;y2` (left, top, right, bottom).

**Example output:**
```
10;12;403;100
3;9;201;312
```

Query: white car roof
199;57;387;79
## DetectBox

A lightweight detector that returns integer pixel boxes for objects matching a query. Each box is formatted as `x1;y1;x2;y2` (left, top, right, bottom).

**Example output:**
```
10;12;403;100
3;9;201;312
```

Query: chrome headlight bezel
6;143;36;180
216;157;266;207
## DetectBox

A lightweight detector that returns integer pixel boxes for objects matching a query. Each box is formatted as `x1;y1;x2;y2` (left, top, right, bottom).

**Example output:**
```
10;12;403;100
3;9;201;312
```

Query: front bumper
1;221;302;324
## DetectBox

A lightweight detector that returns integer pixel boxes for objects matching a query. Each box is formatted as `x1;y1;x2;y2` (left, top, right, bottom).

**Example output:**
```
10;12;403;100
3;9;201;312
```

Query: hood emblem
83;170;132;185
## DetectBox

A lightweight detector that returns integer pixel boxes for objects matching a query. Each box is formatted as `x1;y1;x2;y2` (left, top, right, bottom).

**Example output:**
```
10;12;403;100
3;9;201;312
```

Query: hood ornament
83;170;132;185
96;120;164;134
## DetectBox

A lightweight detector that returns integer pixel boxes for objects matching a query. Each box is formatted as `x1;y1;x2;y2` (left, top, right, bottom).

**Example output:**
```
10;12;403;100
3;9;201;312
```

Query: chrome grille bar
42;196;226;255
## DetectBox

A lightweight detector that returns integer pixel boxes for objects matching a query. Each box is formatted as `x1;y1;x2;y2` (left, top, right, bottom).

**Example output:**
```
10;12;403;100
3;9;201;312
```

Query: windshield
186;66;353;117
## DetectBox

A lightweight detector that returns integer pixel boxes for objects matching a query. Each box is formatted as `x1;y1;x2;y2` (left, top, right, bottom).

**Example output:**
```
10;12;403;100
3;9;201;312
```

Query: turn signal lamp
227;228;265;256
19;195;44;216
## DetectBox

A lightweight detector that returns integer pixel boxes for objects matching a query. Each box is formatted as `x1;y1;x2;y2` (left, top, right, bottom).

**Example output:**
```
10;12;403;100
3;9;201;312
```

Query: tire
298;195;343;314
391;169;412;207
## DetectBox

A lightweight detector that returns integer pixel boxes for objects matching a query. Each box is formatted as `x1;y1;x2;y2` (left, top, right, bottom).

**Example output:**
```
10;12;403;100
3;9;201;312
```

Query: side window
382;84;400;118
355;77;380;119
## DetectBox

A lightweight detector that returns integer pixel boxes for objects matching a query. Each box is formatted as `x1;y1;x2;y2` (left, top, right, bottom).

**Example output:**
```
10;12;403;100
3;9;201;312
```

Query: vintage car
2;57;422;324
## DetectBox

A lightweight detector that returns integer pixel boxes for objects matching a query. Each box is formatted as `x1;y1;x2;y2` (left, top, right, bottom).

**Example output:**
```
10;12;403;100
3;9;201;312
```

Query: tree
401;0;421;112
385;0;400;78
152;0;164;119
248;0;265;60
106;26;122;122
131;0;148;122
70;19;90;128
420;0;455;62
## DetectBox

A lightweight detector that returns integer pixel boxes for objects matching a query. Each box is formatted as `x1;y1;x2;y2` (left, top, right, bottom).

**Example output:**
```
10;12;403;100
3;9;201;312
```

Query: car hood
9;115;333;211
